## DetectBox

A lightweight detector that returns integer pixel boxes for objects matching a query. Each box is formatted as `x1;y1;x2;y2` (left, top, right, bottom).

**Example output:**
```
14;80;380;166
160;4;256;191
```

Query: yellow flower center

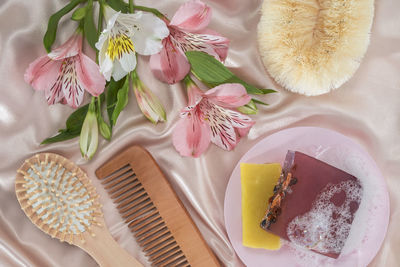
107;34;135;61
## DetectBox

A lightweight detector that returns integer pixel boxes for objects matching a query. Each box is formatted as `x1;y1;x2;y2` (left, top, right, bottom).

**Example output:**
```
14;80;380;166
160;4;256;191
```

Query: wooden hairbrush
15;153;143;267
95;146;220;267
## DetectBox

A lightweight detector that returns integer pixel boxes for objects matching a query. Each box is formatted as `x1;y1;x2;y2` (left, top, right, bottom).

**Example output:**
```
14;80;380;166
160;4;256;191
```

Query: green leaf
71;6;87;21
43;0;83;52
106;77;126;127
107;0;129;13
224;76;264;95
84;0;98;50
252;98;269;106
42;95;105;145
186;51;267;95
98;119;112;140
111;77;130;126
41;129;81;144
66;103;89;131
96;96;112;140
259;88;277;94
238;100;258;115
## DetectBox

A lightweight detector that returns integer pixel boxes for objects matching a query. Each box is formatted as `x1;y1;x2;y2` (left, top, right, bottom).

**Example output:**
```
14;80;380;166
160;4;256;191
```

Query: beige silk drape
0;0;399;266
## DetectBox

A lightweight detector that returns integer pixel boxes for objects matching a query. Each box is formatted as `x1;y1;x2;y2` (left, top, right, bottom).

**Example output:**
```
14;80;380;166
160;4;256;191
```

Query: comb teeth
100;164;190;267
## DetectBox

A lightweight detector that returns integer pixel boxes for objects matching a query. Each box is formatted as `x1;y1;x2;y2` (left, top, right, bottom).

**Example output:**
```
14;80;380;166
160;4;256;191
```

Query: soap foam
287;180;362;254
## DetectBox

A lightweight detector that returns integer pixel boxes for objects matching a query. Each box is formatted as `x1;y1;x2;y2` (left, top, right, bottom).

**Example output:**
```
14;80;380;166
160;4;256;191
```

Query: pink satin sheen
0;0;399;267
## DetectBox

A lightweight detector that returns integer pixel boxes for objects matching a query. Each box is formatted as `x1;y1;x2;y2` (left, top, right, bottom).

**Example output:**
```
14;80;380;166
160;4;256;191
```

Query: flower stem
183;75;195;88
97;1;104;35
129;0;134;13
89;96;96;113
133;5;167;20
131;69;138;81
96;96;101;115
96;0;105;63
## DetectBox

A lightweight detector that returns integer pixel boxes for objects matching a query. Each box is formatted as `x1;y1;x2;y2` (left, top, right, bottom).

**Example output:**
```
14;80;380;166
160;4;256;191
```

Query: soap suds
287;180;362;254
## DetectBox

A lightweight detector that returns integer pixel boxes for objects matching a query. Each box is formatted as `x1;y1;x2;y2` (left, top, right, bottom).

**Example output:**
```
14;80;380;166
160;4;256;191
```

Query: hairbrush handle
80;222;143;267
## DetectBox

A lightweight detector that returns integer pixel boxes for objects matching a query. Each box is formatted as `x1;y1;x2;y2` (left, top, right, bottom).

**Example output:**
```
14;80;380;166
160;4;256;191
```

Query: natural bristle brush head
16;153;102;244
16;153;143;267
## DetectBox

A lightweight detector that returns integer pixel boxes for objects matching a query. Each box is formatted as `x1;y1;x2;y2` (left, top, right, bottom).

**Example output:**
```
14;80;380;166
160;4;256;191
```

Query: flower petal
99;39;113;81
200;100;238;151
60;58;85;108
149;38;190;84
198;29;229;61
44;73;64;106
122;12;169;55
205;83;251;108
119;49;137;73
186;82;204;106
237;124;253;137
112;59;128;81
223;109;255;130
172;113;211;157
48;34;82;60
24;55;60;92
103;6;120;29
95;29;110;52
95;8;118;51
76;53;106;96
172;30;229;61
170;0;211;32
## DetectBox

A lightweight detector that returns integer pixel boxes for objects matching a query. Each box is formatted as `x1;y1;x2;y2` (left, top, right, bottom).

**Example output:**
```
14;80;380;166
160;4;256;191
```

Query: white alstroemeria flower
96;6;169;81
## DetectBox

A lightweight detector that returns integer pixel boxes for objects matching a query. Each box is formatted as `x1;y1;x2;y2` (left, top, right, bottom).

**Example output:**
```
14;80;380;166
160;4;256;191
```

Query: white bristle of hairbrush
17;156;104;244
66;232;73;244
79;233;85;244
45;159;55;177
60;230;66;243
17;169;30;177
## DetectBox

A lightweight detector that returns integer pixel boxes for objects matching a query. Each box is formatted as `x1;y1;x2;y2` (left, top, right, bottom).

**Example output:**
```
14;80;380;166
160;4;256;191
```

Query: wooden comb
95;146;220;267
15;153;143;267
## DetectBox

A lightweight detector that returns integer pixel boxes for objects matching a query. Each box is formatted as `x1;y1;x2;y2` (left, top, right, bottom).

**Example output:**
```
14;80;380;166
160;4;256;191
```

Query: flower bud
237;100;258;115
132;72;166;124
79;98;99;160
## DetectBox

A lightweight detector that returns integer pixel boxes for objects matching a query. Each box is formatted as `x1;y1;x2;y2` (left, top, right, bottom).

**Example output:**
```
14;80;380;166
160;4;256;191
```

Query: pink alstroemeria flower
150;0;229;84
173;81;254;157
24;33;105;108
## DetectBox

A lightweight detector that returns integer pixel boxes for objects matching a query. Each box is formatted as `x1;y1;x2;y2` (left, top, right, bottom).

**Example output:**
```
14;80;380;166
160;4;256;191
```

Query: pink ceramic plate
224;127;389;267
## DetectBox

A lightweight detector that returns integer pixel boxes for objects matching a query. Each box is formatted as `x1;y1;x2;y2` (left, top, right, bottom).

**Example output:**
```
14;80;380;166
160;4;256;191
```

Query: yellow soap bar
241;163;281;250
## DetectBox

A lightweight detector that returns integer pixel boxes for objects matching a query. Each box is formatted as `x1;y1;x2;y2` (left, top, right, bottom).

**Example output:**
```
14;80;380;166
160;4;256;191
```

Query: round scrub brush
257;0;374;96
15;153;143;267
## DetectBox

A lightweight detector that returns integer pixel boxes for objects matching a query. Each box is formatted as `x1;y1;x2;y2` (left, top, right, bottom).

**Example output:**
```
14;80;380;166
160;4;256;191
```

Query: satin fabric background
0;0;399;266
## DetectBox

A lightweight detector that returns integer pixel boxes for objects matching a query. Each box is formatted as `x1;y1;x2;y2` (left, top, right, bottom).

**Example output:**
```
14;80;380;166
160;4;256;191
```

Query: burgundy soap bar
261;151;362;259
